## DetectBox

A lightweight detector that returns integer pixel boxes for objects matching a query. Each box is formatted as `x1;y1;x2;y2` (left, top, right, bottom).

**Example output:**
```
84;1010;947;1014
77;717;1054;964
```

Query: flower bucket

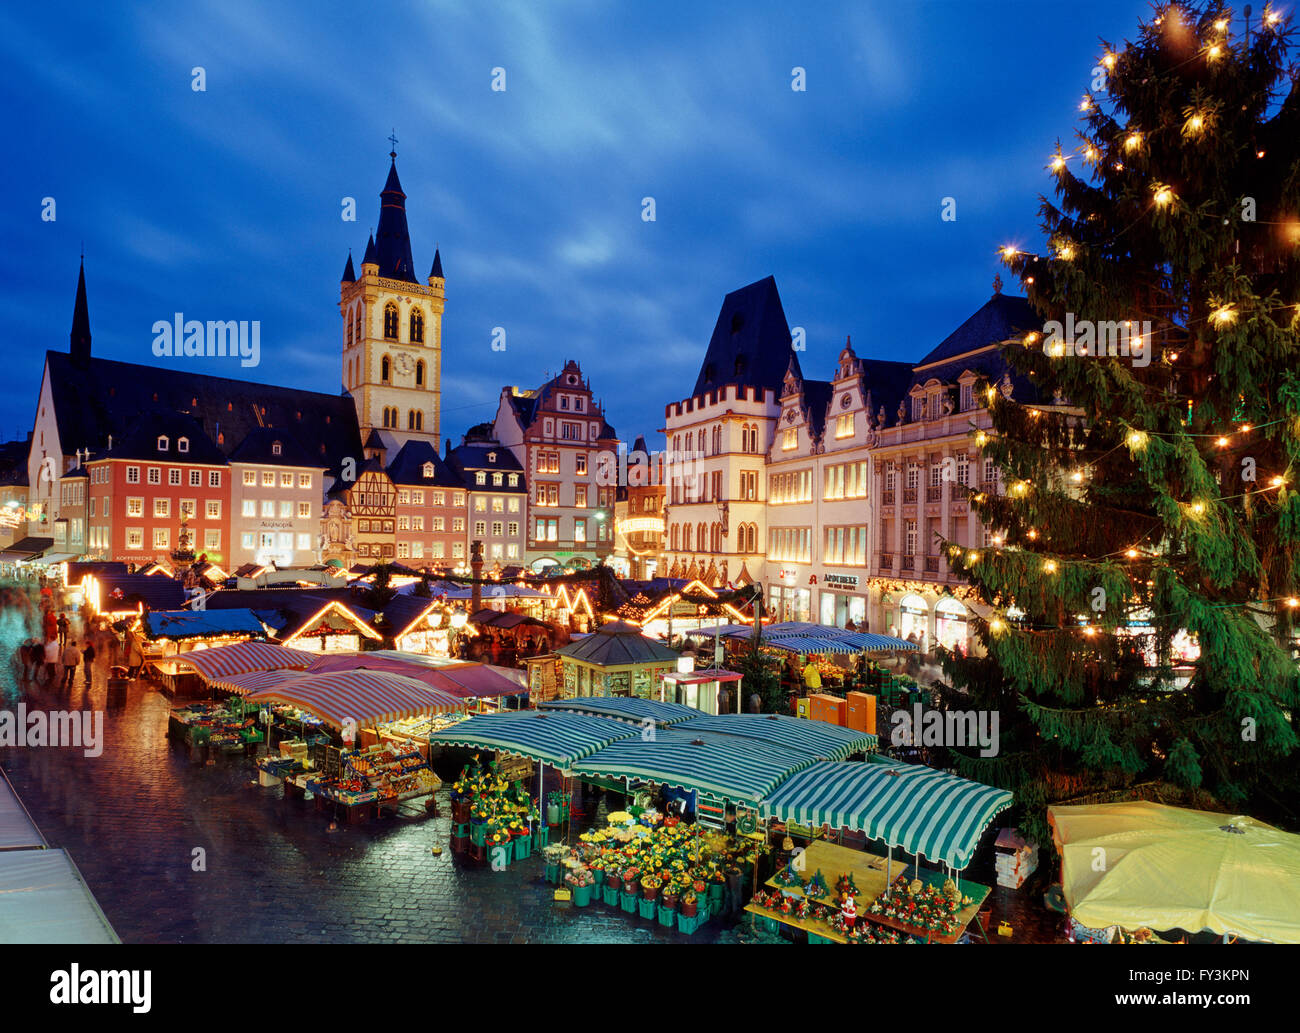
642;885;659;902
657;904;675;929
638;897;656;920
514;834;532;860
489;838;514;868
544;862;559;884
452;799;471;824
620;890;637;914
606;874;622;893
707;883;724;908
573;883;592;907
533;825;549;849
470;823;487;846
602;884;619;907
679;897;698;918
592;868;605;886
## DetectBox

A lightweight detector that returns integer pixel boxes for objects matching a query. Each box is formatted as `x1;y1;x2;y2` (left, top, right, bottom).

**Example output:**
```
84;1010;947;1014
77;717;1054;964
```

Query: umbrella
1049;801;1300;943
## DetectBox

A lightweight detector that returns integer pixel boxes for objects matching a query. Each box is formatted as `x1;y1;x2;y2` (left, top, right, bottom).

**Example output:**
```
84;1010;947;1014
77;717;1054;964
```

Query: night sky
1;0;1154;446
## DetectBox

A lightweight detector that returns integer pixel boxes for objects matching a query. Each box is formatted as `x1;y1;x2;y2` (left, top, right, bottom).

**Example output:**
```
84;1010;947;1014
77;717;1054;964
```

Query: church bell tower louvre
339;140;444;455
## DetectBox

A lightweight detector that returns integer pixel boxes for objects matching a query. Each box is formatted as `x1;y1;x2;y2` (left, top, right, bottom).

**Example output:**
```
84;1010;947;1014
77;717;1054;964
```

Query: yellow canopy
1049;801;1300;943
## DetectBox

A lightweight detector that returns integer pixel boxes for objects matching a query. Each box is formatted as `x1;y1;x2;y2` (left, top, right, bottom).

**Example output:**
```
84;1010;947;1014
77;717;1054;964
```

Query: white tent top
0;849;119;943
0;769;46;852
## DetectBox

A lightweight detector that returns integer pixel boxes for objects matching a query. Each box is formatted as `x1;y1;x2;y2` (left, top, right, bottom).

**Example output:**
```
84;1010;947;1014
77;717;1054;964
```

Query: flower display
565;867;595;888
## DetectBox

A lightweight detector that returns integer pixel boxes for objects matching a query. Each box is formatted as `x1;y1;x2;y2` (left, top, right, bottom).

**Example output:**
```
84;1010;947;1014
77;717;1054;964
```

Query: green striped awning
537;697;699;727
759;759;1013;869
570;728;815;806
426;711;636;767
675;714;877;760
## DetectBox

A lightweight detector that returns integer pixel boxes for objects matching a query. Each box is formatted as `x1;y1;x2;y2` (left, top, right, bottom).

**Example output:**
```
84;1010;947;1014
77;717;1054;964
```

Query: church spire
375;152;417;283
430;247;443;281
341;250;356;284
361;232;377;268
70;256;91;365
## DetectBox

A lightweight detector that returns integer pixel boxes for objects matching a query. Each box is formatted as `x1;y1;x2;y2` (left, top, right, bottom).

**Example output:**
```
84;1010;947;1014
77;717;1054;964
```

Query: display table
747;840;990;944
148;660;203;697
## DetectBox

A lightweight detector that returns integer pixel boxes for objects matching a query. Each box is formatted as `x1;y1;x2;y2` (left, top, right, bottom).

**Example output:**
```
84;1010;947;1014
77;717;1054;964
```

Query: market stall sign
324;747;343;779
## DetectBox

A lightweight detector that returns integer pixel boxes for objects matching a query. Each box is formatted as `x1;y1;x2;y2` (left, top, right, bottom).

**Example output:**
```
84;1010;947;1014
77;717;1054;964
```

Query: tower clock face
395;352;414;375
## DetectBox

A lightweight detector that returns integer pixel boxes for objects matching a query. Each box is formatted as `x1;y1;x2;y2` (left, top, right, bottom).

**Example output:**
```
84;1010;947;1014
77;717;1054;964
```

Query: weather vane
388;129;398;156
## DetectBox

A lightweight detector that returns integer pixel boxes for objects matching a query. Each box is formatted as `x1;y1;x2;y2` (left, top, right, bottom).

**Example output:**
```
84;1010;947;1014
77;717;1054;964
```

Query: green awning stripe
426;712;636;767
675;714;876;761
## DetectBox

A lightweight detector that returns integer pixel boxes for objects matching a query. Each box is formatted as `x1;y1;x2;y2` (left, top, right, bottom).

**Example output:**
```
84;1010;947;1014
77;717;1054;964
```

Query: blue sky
0;0;1154;446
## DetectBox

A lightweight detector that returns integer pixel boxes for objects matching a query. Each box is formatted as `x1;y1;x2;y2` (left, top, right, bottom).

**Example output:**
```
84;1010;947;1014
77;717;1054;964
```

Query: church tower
340;148;444;454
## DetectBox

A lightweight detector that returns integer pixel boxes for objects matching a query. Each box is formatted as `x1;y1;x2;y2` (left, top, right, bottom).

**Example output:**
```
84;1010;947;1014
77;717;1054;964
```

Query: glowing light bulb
1190;501;1206;515
1051;154;1067;172
1265;9;1281;26
1208;44;1223;59
1127;429;1148;449
1210;304;1237;326
1241;423;1252;433
1154;186;1174;207
989;618;1005;634
1023;331;1040;345
1079;96;1092;111
1043;560;1058;573
1027;529;1038;540
1057;243;1076;261
1124;132;1142;151
1083;626;1096;636
1187;114;1204;133
1214;17;1228;30
967;551;980;563
1270;475;1285;487
1125;548;1139;559
1070;470;1084;483
986;386;999;402
1216;437;1229;447
1287;597;1299;608
1085;145;1099;162
1102;52;1117;70
1001;245;1019;260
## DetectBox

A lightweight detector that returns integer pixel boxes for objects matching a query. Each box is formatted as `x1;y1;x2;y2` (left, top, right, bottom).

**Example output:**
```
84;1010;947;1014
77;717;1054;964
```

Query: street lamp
448;606;469;658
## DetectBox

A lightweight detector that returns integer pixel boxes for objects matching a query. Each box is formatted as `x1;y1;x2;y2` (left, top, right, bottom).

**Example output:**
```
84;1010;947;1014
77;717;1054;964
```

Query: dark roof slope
801;380;832;440
446;441;526;491
387;439;463;488
374;157;419;283
555;620;680;666
45;352;363;479
102;409;227;465
70;259;91;364
859;358;915;419
227;427;321;468
916;294;1038;369
692;276;801;398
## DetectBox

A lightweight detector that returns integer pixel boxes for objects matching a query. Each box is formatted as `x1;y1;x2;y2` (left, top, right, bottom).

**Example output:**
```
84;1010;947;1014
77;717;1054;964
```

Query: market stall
657;664;743;715
0;848;120;944
537;696;699;727
554;620;680;699
1049;801;1300;944
674;714;877;761
173;641;316;680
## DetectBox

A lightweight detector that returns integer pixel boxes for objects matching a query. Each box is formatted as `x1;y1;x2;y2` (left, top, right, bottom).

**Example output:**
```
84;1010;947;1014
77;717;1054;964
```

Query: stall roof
470;609;552;630
89;573;187;611
688;622;917;653
675;714;877;761
555;620;679;666
305;652;526;697
538;696;699;727
174;641;316;679
246;670;463;730
426;711;636;766
142;608;267;641
571;727;815;806
0;849;119;943
759;758;1012;870
0;536;53;562
208;668;307;697
0;769;46;851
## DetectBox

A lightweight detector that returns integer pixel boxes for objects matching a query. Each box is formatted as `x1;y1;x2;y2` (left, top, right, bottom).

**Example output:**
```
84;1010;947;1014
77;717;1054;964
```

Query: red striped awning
244;670;464;730
175;642;316;680
208;669;306;697
306;652;525;698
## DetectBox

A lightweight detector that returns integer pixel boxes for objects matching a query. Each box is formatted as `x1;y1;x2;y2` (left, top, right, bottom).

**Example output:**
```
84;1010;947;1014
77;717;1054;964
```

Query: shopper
81;640;96;684
127;635;144;679
61;639;80;687
43;637;60;684
57;613;70;648
802;659;821;691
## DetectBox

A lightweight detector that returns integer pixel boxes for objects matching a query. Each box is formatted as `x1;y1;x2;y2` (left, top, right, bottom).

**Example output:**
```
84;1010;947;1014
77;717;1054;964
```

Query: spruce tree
941;3;1300;843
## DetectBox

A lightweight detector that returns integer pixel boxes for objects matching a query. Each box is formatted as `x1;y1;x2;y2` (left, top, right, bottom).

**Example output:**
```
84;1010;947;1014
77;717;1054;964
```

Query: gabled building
493;359;619;569
331;459;397;564
446;433;526;567
227;429;325;569
386;439;465;570
664;275;799;588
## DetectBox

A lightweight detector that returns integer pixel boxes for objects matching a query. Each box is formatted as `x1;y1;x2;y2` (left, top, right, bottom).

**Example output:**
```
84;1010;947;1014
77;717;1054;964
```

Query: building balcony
877;552;894;572
902;488;917;504
900;555;914;571
926;486;943;503
882;490;895;506
924;555;939;574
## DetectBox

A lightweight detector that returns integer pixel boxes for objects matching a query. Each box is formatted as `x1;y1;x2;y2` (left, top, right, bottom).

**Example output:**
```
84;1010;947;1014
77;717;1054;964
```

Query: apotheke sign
824;573;859;590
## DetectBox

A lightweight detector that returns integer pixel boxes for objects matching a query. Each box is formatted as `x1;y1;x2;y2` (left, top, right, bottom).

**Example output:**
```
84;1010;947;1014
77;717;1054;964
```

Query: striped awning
245;670;463;730
761;635;862;654
675;714;877;760
427;711;636;766
571;728;815;806
306;653;526;698
537;697;699;727
207;669;306;697
174;641;315;680
759;759;1013;869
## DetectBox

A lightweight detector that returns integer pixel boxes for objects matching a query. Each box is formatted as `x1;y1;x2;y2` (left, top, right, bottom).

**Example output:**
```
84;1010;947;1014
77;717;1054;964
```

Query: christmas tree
942;3;1300;843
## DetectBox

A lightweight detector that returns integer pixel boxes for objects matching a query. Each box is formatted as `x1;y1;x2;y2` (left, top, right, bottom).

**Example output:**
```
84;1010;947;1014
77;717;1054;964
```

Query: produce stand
303;741;441;823
148;659;204;698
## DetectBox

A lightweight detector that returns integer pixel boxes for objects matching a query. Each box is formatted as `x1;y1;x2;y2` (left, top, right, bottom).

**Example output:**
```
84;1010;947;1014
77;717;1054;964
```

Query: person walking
57;613;70;648
61;639;80;687
81;639;96;685
43;637;60;684
127;635;144;679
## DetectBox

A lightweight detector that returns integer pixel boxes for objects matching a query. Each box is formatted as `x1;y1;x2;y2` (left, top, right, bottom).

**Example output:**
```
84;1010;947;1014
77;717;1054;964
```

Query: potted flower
565;866;595;907
487;825;513;868
639;875;661;919
679;889;698;918
620;868;640;914
542;843;567;885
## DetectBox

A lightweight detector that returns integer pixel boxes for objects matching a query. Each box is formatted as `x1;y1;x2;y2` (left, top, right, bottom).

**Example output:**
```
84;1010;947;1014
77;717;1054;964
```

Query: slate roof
556;620;680;666
859;359;915;418
101;409;228;465
430;249;443;280
386;439;463;488
70;259;91;364
908;294;1042;402
225;427;321;468
446;441;526;491
801;379;833;440
341;253;356;284
374;157;419;284
94;573;187;611
692;276;802;398
44;351;363;480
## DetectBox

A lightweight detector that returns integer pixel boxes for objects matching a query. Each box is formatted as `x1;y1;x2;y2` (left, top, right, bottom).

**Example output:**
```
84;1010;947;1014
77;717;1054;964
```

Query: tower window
410;309;424;343
408;410;423;431
416;360;425;387
354;307;362;343
381;355;391;383
384;303;399;340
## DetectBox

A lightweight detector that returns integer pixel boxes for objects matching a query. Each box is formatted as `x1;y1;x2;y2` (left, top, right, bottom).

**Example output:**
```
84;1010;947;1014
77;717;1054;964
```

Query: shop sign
824;573;859;590
779;568;799;585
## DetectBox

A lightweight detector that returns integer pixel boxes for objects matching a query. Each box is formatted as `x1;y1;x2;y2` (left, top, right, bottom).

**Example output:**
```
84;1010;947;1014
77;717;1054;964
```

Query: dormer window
508;474;518;486
157;435;169;451
475;471;487;485
560;396;569;410
487;452;497;463
178;437;189;453
567;374;578;385
272;441;282;456
422;462;434;478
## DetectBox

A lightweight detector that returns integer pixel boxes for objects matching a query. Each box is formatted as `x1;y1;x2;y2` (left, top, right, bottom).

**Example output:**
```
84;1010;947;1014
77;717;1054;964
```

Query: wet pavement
0;583;1064;944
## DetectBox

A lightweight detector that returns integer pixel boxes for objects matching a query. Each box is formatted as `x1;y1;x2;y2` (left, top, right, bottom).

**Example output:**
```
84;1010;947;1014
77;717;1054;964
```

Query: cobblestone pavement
0;590;1063;944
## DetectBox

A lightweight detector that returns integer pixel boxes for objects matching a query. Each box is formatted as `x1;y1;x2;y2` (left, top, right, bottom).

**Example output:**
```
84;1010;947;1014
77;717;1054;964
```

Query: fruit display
866;876;963;936
313;741;440;805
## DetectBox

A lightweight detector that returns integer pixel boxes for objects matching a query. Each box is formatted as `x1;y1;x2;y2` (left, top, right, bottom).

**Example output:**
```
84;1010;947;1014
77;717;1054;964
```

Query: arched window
683;524;693;551
346;312;354;348
748;525;758;553
713;426;721;454
697;522;707;553
410;308;424;343
381;355;391;383
408;410;423;431
354;307;362;342
670;524;679;551
415;360;425;387
697;429;706;455
384;303;399;340
382;408;390;429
